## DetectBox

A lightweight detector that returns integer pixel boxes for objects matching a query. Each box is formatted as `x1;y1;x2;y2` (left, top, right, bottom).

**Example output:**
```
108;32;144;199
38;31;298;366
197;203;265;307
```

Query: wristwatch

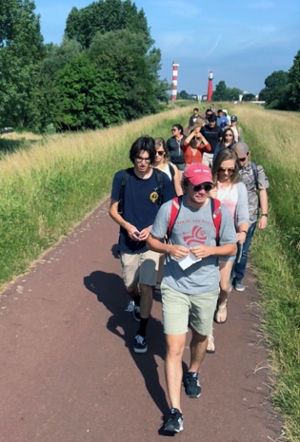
261;214;268;217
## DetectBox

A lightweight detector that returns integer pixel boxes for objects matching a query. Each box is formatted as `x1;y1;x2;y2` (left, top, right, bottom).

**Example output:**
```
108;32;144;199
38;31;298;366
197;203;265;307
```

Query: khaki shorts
161;283;219;336
120;250;159;288
202;152;214;168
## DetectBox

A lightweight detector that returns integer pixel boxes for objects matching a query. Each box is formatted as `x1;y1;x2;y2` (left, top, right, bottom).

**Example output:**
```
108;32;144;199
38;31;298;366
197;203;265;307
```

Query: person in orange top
182;126;211;165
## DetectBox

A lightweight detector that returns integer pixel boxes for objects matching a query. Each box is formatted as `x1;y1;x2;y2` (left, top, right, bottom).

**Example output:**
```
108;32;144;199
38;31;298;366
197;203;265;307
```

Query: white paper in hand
178;252;202;270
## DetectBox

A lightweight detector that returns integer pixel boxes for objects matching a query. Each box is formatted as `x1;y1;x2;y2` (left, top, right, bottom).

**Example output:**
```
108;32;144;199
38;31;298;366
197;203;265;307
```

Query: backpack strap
251;162;259;190
118;168;164;215
153;168;164;206
169;164;176;182
118;168;131;215
210;198;222;244
167;196;183;237
167;196;222;243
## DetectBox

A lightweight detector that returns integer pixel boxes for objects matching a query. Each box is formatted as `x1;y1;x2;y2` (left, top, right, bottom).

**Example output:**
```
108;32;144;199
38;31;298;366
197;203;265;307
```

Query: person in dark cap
230;116;244;143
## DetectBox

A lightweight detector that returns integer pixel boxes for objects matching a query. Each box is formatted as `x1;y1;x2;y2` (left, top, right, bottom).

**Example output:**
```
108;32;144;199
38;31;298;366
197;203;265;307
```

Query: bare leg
165;334;186;412
219;260;234;305
125;285;139;299
189;328;208;372
139;283;153;318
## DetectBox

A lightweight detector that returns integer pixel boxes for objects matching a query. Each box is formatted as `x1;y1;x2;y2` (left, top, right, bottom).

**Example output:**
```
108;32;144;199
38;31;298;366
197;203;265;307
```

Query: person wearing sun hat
230;115;244;143
147;163;236;434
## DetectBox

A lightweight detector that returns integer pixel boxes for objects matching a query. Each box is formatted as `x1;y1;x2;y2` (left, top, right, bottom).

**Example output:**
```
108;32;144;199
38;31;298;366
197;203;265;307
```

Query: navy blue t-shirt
111;168;176;253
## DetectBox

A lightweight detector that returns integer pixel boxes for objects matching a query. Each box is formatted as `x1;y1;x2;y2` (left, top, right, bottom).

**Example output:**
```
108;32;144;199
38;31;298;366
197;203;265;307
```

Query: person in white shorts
109;136;175;354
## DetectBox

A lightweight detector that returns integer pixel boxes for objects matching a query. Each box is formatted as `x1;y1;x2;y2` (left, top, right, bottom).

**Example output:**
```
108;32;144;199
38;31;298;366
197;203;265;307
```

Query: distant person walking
109;136;175;353
230;116;244;143
232;142;269;291
153;138;182;197
182;126;211;165
200;115;223;168
147;164;236;433
213;127;236;162
166;124;186;174
208;149;249;353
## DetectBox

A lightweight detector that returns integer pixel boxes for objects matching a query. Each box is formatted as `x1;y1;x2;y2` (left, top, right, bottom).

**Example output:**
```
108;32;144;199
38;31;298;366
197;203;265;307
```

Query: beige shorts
161;283;219;336
202;152;214;168
120;250;159;288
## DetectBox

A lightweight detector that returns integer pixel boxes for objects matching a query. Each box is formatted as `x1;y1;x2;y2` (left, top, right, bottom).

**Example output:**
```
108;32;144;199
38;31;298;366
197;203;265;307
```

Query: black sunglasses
239;153;249;162
193;183;213;193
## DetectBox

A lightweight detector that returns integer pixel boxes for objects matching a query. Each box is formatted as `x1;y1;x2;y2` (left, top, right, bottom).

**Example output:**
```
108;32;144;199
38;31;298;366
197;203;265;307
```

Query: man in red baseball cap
147;163;236;433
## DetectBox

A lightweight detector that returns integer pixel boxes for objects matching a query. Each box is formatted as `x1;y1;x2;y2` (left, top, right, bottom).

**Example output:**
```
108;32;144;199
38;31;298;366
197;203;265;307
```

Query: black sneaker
133;305;140;322
184;372;201;398
163;408;183;433
134;334;147;353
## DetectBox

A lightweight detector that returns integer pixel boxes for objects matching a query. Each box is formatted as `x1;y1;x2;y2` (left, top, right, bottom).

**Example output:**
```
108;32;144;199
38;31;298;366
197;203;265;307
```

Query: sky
34;0;300;95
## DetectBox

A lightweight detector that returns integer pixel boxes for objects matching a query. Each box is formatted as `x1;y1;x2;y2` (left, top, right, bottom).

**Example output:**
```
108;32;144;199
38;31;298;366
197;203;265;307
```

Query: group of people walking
109;107;269;434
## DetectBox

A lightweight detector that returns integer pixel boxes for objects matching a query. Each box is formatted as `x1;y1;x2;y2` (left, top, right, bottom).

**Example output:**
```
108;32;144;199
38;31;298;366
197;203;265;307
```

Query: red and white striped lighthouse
207;71;214;102
171;61;180;101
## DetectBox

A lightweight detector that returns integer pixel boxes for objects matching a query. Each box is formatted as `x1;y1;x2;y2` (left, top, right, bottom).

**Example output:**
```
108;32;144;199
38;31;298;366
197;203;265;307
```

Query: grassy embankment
1;102;299;440
0;106;199;288
227;104;300;442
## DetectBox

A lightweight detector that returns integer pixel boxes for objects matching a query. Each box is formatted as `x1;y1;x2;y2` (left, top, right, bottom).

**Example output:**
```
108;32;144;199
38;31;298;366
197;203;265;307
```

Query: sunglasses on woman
218;167;235;174
156;151;165;156
193;183;213;193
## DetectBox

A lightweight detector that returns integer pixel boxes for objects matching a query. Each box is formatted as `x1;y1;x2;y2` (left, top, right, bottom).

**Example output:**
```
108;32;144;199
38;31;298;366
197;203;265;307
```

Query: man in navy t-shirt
109;136;175;353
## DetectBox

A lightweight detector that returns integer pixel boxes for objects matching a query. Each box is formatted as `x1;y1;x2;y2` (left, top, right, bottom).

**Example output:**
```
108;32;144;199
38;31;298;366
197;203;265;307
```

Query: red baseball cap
184;163;213;186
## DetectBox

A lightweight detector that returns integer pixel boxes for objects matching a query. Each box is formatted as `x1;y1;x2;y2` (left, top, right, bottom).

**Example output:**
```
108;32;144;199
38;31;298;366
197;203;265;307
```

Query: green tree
179;90;189;99
88;29;161;120
212;81;227;101
243;93;256;101
0;0;45;128
226;87;243;101
30;38;83;132
65;0;151;50
288;50;300;111
259;70;289;108
56;53;125;130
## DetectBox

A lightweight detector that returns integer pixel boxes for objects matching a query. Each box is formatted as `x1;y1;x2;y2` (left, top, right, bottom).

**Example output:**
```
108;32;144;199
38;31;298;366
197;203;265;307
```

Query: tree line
0;0;170;133
258;50;300;111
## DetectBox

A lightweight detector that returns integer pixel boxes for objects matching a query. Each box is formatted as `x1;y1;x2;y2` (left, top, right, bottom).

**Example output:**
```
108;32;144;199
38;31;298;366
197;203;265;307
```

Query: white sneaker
125;300;135;312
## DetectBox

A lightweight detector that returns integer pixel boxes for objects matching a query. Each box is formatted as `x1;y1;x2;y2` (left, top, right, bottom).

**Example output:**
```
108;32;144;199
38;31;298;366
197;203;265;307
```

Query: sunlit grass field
0;103;299;440
0;107;195;286
226;103;300;442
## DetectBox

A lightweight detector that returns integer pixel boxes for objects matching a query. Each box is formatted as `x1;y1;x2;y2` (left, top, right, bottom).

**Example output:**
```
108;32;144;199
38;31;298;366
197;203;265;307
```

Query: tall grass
226;104;300;441
0;107;197;287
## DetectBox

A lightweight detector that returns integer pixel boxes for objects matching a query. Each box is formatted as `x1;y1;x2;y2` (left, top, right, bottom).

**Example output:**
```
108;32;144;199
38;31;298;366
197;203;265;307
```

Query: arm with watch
258;188;268;230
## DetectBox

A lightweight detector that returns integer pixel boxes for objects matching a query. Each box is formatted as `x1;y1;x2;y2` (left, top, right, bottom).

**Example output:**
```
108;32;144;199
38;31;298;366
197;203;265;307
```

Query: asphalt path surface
0;199;283;441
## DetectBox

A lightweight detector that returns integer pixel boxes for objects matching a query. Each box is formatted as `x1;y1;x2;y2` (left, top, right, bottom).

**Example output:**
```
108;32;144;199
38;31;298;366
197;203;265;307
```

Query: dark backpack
118;168;164;215
167;196;222;244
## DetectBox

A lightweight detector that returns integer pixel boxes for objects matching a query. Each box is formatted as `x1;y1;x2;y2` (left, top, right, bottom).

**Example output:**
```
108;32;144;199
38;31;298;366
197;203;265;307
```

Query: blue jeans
233;221;257;280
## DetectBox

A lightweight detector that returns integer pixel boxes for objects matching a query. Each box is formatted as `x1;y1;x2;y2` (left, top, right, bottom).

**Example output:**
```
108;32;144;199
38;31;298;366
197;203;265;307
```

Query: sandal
206;334;215;354
153;282;161;296
214;301;228;324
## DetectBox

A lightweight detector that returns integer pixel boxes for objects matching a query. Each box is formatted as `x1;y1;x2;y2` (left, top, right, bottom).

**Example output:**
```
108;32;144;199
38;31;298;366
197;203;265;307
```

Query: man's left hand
190;245;212;259
139;226;152;241
258;216;267;230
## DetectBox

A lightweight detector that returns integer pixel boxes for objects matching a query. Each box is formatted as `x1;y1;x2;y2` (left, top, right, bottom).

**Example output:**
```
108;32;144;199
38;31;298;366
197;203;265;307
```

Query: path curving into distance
0;199;282;442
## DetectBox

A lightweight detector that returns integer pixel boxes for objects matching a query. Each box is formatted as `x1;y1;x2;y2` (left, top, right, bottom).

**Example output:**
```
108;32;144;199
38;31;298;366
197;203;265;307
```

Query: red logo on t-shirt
183;226;207;245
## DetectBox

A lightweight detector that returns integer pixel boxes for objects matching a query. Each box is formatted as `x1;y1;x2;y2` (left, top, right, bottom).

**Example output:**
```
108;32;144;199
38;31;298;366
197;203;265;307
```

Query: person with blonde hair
153;138;182;196
208;149;249;353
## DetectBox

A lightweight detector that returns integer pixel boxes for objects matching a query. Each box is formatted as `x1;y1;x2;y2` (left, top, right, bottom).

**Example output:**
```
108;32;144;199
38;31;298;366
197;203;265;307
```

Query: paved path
0;199;282;442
